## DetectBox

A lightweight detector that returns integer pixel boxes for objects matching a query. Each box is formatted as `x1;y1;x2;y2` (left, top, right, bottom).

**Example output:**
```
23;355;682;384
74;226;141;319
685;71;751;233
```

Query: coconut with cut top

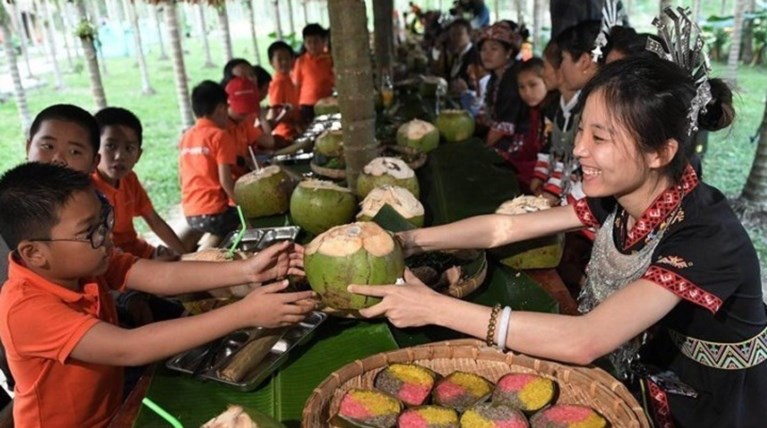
435;109;475;143
313;95;340;116
396;119;440;153
315;129;344;157
233;165;293;219
356;157;420;198
357;185;425;227
304;222;405;311
290;180;357;235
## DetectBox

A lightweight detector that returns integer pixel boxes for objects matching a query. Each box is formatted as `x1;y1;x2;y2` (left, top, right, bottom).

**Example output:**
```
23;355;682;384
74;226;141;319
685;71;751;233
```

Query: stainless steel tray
166;311;327;391
220;226;301;253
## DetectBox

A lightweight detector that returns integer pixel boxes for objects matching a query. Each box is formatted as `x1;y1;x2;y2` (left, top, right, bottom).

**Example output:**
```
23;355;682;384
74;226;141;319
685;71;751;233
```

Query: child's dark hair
0;162;93;249
253;65;272;90
221;58;252;86
303;23;327;39
94;107;143;147
29;104;100;156
191;81;227;118
268;41;294;62
555;20;601;60
579;56;734;181
519;57;545;77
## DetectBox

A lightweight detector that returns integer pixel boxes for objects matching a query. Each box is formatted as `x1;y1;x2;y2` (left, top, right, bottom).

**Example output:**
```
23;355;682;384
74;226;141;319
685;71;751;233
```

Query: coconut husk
180;249;259;302
310;160;348;179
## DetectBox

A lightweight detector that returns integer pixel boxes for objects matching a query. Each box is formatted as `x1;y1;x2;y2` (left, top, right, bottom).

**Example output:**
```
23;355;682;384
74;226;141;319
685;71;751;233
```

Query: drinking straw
248;146;261;173
142;398;183;428
227;205;248;258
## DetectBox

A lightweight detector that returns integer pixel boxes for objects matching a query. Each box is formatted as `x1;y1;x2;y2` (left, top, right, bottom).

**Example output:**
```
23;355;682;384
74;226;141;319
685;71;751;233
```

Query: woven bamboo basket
309;160;347;179
302;339;649;427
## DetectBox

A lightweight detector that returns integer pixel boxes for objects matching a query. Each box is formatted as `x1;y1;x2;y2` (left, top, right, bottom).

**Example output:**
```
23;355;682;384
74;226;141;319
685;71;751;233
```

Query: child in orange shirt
268;41;300;144
0;162;315;427
293;23;335;124
93;107;186;259
179;81;238;237
224;76;274;180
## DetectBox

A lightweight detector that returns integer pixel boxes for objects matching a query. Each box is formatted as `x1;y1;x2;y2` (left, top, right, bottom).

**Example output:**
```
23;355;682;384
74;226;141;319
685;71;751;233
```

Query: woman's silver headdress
591;0;624;62
647;6;712;135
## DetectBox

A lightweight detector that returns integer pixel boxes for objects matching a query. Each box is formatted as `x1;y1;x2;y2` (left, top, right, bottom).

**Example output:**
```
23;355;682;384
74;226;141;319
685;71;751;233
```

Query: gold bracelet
486;304;502;347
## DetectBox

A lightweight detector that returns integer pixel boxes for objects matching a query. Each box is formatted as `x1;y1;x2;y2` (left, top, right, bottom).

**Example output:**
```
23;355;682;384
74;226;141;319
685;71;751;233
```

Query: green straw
142;398;183;428
227;205;248;258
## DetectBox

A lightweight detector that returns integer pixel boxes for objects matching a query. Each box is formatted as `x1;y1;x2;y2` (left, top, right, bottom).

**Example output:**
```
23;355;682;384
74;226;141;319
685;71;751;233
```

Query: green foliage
701;4;767;65
267;31;302;52
74;18;96;39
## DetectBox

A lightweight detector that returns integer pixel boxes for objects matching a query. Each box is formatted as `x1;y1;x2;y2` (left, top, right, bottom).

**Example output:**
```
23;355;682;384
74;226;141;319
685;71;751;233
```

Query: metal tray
165;311;327;391
220;226;301;253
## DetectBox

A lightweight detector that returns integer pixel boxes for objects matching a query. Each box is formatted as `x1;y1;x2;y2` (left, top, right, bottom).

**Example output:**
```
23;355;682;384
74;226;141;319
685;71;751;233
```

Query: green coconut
304;222;405;311
490;196;565;269
357;185;424;227
290;180;357;235
315;129;344;157
233;165;293;219
314;96;340;116
396;119;440;153
419;76;448;98
357;157;420;199
435;109;476;143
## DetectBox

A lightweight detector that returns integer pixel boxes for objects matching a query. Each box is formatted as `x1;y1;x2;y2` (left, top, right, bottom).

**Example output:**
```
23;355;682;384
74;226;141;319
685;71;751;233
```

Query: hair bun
697;78;735;132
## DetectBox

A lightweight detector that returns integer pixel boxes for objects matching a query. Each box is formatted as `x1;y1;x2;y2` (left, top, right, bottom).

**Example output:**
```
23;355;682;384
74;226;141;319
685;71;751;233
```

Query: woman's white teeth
582;167;601;176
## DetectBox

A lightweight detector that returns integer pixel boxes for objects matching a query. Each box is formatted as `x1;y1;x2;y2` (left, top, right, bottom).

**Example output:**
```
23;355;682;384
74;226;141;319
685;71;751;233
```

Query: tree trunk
215;2;233;62
55;0;75;70
302;0;309;25
373;0;393;79
493;0;500;21
164;0;194;128
271;0;283;39
691;0;701;25
124;0;154;94
533;0;542;55
740;0;756;64
38;0;65;90
516;0;525;24
244;0;260;65
721;0;728;15
60;0;82;60
328;0;378;190
0;3;31;131
196;3;215;68
740;93;767;210
7;1;34;78
726;0;746;85
286;0;295;35
154;4;169;60
74;0;107;109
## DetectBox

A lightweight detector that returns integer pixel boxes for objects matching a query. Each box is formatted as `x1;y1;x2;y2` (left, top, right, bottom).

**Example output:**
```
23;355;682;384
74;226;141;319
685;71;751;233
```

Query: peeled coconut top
305;222;394;258
358;185;424;218
201;405;256;428
496;195;553;215
237;165;282;184
298;179;352;193
401;119;437;139
363;157;415;179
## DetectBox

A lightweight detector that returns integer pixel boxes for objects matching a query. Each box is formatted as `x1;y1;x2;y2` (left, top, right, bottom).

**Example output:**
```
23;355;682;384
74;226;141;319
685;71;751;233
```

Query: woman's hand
244;241;305;284
347;269;447;328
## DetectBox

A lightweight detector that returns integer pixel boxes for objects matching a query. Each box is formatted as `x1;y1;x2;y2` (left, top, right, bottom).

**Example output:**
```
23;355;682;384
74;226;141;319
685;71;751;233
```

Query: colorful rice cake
397;406;460;428
432;371;494;412
529;404;607;428
492;373;556;412
335;389;403;428
460;403;530;428
375;364;439;407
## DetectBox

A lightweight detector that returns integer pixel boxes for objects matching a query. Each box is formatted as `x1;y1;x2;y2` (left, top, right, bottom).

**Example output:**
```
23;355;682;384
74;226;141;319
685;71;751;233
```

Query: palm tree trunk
740;0;756;64
533;0;542;55
721;0;728;15
7;1;34;78
0;3;32;131
197;3;215;67
373;0;393;77
164;0;194;128
154;4;169;60
244;0;260;65
286;0;295;35
740;93;767;210
691;0;701;25
74;0;107;109
302;0;309;25
328;0;378;190
215;2;233;62
726;0;746;85
38;0;65;90
124;0;155;95
494;0;500;21
516;0;524;24
60;0;83;60
55;0;75;70
271;0;283;39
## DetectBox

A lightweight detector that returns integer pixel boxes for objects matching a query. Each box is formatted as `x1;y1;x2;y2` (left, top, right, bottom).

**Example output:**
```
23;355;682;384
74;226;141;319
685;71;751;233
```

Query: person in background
293;23;335;125
224;76;275;180
221;58;257;87
433;18;479;96
268;41;300;145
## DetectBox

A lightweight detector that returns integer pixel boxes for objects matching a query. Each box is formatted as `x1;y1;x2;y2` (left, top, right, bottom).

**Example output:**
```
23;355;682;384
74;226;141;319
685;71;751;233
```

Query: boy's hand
244;241;305;284
153;245;180;261
239;280;318;328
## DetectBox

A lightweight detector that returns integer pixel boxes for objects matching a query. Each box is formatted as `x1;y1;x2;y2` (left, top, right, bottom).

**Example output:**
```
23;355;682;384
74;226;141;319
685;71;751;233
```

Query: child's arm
126;241;302;296
70;280;316;366
254;112;276;150
218;162;236;201
142;209;186;255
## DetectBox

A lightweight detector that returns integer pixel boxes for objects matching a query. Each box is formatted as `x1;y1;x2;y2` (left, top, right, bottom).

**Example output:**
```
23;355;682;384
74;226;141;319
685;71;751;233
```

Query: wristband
495;306;512;350
486;304;502;347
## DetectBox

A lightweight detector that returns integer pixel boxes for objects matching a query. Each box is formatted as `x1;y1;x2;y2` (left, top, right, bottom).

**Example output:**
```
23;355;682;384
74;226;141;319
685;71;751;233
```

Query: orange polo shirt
292;51;335;106
226;113;263;181
178;118;237;217
269;71;300;140
0;252;137;428
92;170;155;258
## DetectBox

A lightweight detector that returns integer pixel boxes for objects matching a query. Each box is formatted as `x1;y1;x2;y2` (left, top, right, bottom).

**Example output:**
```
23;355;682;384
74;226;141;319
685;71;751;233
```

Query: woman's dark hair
601;26;644;63
555;20;601;61
29;104;100;156
221;58;252;86
94;107;143;147
579;56;734;181
543;40;562;68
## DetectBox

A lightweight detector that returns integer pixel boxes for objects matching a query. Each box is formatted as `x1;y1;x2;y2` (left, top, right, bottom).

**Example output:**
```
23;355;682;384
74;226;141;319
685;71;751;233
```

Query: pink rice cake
375;364;438;407
397;406;459;428
460;403;530;428
336;388;403;428
492;373;556;412
432;371;493;412
529;404;607;428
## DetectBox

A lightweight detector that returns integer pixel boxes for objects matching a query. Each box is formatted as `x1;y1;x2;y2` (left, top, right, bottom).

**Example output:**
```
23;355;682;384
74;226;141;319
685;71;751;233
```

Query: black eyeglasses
29;192;115;250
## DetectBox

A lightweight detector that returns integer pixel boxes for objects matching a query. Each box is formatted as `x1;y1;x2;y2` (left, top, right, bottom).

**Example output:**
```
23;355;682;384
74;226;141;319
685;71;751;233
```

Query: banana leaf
133;322;398;427
372;203;417;232
418;139;519;225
